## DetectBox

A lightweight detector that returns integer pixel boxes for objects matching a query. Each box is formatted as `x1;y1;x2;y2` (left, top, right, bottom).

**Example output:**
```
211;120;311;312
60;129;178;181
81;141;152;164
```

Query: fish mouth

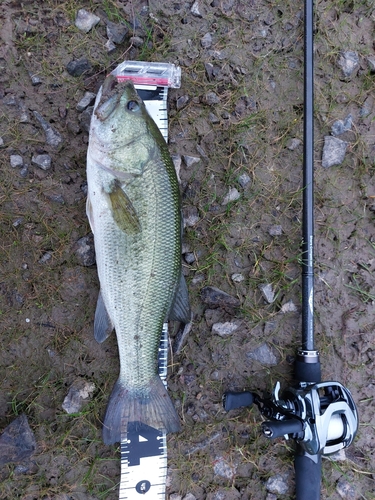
95;76;139;121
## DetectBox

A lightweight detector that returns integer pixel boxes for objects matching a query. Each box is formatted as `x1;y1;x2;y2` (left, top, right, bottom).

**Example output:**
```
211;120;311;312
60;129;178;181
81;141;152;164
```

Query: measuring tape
109;62;181;499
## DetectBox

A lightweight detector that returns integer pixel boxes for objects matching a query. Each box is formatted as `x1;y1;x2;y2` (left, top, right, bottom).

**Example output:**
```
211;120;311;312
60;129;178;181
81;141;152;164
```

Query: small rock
183;155;200;168
212;321;239;337
366;56;375;73
207;488;240;500
259;283;275;303
231;273;244;283
76;91;96;112
169;495;182;500
28;71;42;86
201;33;212;49
204;91;220;105
213;456;236;480
66;57;92;77
106;21;128;45
183;206;200;227
183;494;197;500
238;172;251;188
322;136;347;168
266;495;278;500
62;378;96;414
10;155;24;168
201;286;241;309
286;137;302;150
0;137;4;147
20;166;28;178
246;343;279;365
328;448;347;462
79;106;94;133
75;9;100;33
129;36;144;48
331;114;352;136
39;252;52;264
208;112;220;123
0;414;36;465
337;51;359;79
268;225;283;236
190;0;202;17
266;473;289;495
184;252;196;264
31;154;51;170
222;187;240;205
281;300;297;313
33;111;63;147
105;39;116;53
74;234;95;266
176;95;189;110
336;477;356;499
171;154;182;183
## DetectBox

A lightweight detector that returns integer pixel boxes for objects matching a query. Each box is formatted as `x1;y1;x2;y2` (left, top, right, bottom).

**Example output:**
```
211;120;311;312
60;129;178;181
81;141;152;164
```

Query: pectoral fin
94;290;114;343
169;273;191;324
86;196;95;234
108;180;141;233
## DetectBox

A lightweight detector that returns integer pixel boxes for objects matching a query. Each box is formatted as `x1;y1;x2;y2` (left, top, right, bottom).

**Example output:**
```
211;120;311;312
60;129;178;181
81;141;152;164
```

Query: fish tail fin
102;376;181;444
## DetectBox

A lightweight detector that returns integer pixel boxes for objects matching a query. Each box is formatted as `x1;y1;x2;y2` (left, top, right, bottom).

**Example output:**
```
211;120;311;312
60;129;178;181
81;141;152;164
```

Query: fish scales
86;76;190;444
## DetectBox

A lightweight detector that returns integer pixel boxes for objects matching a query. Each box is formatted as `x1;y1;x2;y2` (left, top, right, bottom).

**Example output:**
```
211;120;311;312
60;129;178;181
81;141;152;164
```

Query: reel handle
295;450;321;500
261;418;303;439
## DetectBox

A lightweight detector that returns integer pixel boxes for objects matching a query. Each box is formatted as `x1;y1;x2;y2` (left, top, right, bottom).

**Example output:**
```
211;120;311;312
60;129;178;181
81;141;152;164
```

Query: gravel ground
0;1;374;499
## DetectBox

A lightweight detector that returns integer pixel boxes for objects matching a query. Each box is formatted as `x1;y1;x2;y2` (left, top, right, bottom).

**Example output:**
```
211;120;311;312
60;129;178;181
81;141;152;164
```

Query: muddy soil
0;1;374;499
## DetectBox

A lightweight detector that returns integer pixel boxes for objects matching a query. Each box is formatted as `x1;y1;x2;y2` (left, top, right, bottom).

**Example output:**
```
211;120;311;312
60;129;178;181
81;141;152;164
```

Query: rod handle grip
295;450;322;500
223;391;254;411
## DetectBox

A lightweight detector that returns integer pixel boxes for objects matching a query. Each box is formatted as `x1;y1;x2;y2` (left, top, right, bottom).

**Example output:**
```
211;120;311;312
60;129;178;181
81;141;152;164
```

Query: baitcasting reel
224;380;358;458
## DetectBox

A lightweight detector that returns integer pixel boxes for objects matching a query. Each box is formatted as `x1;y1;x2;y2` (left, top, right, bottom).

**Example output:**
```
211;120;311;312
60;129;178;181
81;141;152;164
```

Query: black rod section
302;0;315;352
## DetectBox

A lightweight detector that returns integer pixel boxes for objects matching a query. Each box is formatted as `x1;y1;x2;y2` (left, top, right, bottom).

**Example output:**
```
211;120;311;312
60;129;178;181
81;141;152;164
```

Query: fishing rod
223;1;358;498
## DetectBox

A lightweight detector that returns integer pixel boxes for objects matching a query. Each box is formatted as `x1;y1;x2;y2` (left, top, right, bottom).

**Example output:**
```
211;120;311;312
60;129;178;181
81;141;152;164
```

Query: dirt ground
0;0;374;499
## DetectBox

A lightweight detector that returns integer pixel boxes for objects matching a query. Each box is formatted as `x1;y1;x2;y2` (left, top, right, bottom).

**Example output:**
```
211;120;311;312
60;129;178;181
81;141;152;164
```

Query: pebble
208;112;220;123
66;57;92;77
0;137;4;147
184;252;196;264
33;111;63;147
201;286;241;310
201;33;212;49
171;154;182;183
75;9;100;33
268;225;283;236
366;56;375;72
74;233;96;267
212;321;239;337
246;343;279;365
258;283;275;303
20;166;28;178
106;21;128;45
183;206;200;227
231;273;244;283
286;137;302;150
281;300;297;313
62;378;96;414
31;154;51;170
213;456;237;480
176;95;189;110
0;414;36;465
337;51;359;79
105;39;116;53
190;0;202;17
183;155;200;168
222;187;240;205
204;91;220;105
322;136;348;168
336;477;357;499
39;252;52;264
183;494;197;500
79;106;94;132
169;495;182;500
129;36;144;48
331;114;352;136
266;473;289;495
10;154;24;168
76;91;96;112
28;71;42;86
238;172;251;188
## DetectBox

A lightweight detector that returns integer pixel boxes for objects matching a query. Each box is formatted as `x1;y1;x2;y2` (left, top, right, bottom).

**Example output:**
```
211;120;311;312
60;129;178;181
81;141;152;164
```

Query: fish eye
127;101;140;112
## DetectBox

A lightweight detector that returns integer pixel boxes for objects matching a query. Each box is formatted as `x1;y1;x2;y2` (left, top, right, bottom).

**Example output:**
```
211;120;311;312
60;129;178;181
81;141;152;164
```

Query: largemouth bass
86;75;190;444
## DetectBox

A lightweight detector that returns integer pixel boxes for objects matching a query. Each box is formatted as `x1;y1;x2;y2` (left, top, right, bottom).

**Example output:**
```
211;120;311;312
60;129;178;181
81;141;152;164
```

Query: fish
86;75;191;444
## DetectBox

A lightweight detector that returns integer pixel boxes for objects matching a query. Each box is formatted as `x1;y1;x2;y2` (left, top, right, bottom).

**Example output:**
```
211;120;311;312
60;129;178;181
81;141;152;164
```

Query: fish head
89;75;159;176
